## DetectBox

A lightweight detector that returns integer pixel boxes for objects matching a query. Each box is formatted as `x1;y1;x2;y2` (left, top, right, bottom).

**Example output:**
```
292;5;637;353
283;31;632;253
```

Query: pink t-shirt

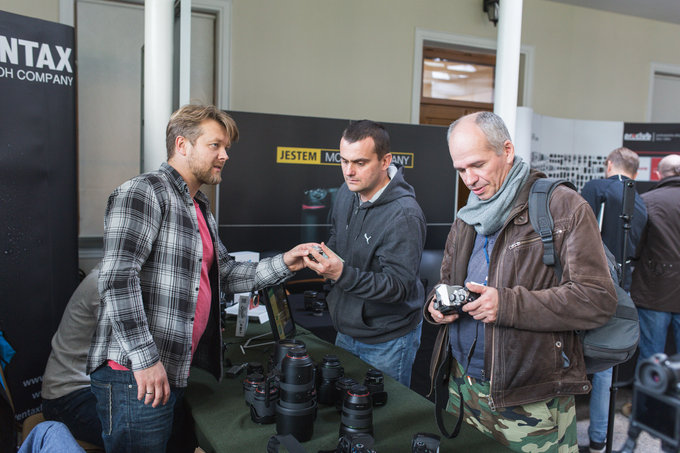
108;201;215;371
191;202;215;358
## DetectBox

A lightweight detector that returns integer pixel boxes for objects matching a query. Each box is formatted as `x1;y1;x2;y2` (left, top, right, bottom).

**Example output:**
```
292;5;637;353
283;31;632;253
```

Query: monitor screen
260;283;296;341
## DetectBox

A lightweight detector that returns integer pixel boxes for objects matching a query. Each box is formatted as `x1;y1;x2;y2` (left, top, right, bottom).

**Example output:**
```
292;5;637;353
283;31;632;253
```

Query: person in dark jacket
631;153;680;361
425;112;616;452
580;147;647;453
305;120;426;387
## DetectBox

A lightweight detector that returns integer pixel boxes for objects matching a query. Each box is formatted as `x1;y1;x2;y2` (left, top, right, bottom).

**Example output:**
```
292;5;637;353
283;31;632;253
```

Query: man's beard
190;159;222;186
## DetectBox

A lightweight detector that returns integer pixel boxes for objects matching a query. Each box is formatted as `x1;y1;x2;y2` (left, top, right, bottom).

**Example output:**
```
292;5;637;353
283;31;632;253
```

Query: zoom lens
340;384;373;437
243;372;264;407
273;339;306;375
275;345;317;442
335;376;359;412
317;354;344;405
363;369;388;407
250;378;278;424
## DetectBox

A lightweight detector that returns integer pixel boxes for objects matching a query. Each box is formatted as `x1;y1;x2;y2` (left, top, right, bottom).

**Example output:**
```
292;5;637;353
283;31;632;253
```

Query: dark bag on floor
528;178;640;374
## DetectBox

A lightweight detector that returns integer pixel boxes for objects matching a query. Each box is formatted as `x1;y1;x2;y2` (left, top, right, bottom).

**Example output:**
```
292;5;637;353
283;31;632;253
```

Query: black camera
363;369;387;407
617;353;680;452
432;284;479;315
411;432;440;453
336;432;376;453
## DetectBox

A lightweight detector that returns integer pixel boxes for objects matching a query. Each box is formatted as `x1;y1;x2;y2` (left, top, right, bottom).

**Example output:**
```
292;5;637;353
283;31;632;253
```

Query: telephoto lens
276;345;317;442
317;354;344;405
363;369;388;407
243;372;264;407
272;339;306;374
250;378;278;424
335;376;359;412
340;384;374;437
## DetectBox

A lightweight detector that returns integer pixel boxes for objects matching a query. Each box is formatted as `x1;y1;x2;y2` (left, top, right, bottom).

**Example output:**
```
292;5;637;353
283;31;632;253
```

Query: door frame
411;27;534;125
647;62;680;122
59;0;232;108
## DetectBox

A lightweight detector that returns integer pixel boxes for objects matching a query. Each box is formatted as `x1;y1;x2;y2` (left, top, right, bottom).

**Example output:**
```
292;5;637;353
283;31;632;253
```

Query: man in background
41;265;103;448
631;154;680;361
580;147;647;453
306;120;426;387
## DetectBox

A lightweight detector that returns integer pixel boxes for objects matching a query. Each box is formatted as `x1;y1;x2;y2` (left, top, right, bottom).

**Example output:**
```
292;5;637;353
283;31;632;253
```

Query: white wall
3;0;680;248
5;0;680;122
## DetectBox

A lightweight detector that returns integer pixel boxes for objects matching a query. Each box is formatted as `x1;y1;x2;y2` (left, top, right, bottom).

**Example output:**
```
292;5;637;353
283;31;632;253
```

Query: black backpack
528;178;640;374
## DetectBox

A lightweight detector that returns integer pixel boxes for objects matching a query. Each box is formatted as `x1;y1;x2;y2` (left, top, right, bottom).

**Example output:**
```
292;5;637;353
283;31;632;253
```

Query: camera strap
435;322;480;439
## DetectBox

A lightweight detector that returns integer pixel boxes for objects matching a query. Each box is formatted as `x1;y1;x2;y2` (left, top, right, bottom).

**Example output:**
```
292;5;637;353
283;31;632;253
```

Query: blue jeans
588;367;612;444
90;366;184;453
335;322;422;387
42;387;103;447
18;421;85;453
637;307;680;361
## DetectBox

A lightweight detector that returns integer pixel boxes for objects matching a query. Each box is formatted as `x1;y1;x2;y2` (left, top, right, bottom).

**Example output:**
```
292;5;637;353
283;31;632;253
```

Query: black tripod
605;179;637;453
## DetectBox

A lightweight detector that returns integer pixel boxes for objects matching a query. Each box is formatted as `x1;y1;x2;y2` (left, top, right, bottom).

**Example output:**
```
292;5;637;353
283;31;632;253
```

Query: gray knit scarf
456;157;530;235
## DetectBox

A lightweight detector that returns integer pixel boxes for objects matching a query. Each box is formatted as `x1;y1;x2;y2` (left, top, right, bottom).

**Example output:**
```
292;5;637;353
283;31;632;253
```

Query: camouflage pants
447;361;578;453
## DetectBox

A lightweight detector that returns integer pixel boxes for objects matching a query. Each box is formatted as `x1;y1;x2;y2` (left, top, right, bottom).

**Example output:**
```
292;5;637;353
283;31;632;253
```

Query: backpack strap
528;178;576;280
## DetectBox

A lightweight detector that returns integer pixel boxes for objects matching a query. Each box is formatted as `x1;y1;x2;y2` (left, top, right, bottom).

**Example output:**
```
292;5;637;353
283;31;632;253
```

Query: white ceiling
547;0;680;25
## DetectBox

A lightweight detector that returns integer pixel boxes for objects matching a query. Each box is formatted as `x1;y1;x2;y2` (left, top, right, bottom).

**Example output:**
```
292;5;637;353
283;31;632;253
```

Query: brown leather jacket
425;171;616;409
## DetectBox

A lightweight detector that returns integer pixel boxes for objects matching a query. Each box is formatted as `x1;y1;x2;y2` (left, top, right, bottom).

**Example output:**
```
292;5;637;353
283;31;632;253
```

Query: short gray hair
658;153;680;178
447;111;511;155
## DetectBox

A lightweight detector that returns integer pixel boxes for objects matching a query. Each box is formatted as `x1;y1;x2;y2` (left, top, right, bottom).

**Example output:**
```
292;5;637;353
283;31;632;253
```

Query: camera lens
250;379;278;424
340;384;373;437
335;376;359;412
276;345;317;442
363;369;388;407
247;361;264;375
637;353;680;394
317;354;344;405
243;372;264;407
311;299;326;317
273;339;306;374
304;290;318;311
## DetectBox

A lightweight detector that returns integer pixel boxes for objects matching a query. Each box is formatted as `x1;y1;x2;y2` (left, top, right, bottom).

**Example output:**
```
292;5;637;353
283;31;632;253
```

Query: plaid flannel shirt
87;163;292;387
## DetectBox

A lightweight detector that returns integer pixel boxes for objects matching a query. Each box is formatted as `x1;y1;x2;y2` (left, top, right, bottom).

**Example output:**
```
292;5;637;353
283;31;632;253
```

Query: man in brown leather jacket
425;112;616;452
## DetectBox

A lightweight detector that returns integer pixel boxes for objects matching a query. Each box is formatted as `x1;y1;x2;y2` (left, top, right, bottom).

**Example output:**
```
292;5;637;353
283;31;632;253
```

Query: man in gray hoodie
306;120;426;387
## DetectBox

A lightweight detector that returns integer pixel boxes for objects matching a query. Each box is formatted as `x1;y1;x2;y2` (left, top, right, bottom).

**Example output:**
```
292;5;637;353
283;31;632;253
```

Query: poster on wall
0;11;78;421
623;123;680;192
218;112;453;254
528;112;623;192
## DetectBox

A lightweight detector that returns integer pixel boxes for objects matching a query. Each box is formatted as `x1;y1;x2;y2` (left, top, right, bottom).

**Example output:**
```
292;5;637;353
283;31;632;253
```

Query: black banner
623;122;680;191
219;112;454;253
0;11;78;421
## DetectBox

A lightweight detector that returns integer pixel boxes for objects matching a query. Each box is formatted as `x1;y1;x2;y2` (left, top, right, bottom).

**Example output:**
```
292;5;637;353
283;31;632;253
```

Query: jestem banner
0;11;78;421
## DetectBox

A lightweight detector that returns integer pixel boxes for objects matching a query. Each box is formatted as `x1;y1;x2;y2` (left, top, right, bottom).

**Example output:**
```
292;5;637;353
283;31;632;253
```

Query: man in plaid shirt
87;104;311;452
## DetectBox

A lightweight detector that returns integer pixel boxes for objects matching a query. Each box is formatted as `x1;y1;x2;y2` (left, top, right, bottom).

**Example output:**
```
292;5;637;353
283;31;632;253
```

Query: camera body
432;284;479;315
411;432;440;453
336;432;376;453
624;353;680;451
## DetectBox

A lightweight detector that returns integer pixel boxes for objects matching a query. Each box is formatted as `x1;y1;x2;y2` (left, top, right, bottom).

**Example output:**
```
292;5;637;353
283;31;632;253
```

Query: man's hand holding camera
305;242;344;281
428;281;498;324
